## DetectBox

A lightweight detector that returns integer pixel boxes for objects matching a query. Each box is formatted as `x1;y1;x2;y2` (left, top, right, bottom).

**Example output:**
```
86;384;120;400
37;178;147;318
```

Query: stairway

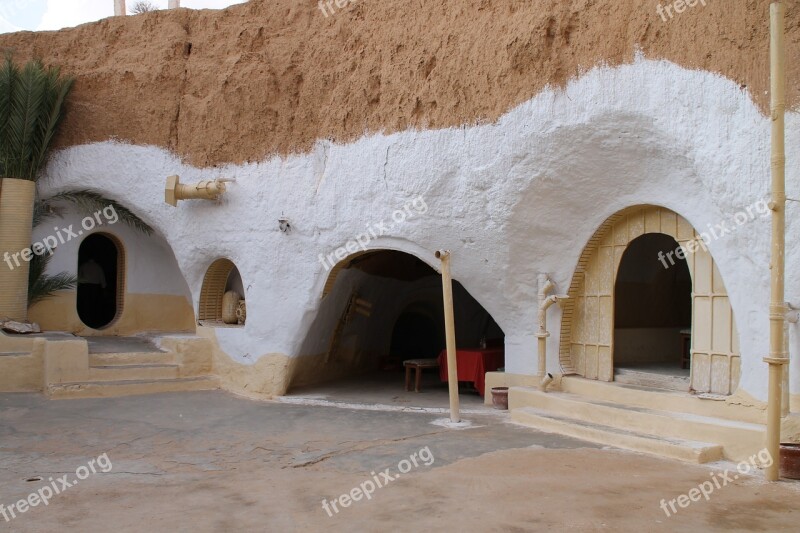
510;376;765;463
46;335;219;399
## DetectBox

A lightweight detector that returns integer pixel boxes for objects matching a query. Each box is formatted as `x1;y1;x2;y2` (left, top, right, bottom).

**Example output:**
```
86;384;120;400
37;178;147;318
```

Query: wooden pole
765;1;788;482
436;250;460;423
114;0;126;16
169;0;181;8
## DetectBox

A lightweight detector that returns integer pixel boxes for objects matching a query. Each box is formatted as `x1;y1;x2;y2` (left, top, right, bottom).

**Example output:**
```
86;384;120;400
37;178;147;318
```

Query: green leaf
0;56;73;181
27;252;76;306
37;189;154;236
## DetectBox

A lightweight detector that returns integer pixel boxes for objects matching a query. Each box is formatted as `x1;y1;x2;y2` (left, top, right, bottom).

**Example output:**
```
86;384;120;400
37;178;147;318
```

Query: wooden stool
404;358;440;392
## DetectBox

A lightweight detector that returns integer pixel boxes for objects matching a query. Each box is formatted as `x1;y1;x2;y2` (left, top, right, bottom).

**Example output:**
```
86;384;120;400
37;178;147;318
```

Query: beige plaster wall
0;334;45;392
28;291;195;336
198;326;293;400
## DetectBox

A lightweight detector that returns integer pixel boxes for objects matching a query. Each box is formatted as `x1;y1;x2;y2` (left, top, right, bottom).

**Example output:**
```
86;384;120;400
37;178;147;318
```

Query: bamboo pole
765;1;788;482
436;250;460;423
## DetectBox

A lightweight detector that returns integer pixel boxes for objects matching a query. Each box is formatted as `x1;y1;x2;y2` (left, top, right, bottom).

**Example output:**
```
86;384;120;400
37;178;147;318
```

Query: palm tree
0;56;154;310
0;56;73;319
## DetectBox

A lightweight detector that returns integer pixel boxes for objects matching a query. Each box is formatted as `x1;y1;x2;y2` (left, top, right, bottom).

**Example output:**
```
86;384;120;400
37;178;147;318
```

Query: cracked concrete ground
1;390;799;532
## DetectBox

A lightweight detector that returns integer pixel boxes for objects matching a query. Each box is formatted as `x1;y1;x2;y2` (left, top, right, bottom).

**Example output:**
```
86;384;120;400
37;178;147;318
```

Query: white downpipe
536;274;568;391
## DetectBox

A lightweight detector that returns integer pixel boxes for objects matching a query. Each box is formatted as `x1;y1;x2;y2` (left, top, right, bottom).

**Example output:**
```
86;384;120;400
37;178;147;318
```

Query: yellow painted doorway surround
558;205;741;395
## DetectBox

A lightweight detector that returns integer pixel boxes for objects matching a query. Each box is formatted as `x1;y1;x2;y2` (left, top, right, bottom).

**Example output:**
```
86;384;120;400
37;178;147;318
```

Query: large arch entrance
289;249;504;407
77;233;123;330
559;205;741;395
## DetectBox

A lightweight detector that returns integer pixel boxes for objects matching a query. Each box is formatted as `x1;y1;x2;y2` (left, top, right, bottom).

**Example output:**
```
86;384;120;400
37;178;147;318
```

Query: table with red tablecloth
437;348;505;397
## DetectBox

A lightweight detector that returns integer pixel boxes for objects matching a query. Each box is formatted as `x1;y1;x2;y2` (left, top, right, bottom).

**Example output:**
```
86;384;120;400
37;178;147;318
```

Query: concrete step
87;363;180;382
89;351;177;367
512;407;723;464
510;387;764;461
47;376;219;399
560;376;765;425
614;368;690;392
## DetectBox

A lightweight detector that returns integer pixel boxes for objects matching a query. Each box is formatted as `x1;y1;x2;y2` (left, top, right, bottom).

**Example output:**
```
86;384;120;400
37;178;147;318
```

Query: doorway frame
558;205;741;395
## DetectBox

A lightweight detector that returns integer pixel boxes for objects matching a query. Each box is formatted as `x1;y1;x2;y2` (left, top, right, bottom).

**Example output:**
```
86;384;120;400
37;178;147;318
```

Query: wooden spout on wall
165;175;228;207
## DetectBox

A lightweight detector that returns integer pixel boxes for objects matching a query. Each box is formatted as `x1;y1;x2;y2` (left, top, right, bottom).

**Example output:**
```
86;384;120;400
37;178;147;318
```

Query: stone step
512;407;723;464
88;351;177;367
47;376;219;399
614;368;690;392
510;387;763;461
87;363;180;382
560;376;765;425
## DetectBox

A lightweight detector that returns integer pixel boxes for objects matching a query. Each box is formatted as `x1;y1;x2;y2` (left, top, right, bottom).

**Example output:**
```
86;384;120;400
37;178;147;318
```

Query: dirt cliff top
0;0;797;167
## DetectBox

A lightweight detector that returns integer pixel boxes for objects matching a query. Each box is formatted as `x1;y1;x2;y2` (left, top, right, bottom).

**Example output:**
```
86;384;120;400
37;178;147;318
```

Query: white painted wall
30;206;192;298
35;55;800;402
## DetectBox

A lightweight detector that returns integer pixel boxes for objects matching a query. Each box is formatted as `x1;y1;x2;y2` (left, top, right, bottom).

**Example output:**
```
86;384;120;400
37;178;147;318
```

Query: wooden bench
404;358;440;393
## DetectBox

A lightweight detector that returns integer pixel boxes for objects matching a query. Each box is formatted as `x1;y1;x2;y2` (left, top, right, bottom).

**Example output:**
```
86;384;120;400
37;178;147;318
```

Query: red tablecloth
438;348;505;397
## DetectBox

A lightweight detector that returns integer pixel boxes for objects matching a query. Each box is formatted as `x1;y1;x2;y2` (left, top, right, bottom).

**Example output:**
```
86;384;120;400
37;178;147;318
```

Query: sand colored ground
0;0;797;167
0;390;798;532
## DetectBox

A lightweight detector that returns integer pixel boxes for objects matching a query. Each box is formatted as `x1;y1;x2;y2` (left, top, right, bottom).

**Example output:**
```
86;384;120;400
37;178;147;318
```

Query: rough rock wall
0;0;797;167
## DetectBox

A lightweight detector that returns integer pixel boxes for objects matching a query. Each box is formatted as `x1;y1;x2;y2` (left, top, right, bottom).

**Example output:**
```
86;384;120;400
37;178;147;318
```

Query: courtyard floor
0;390;798;532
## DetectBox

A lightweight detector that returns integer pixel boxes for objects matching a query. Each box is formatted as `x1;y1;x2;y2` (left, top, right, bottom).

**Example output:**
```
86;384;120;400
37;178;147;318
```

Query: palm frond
32;196;64;228
0;55;17;176
41;189;154;235
34;66;74;172
27;252;76;306
7;60;47;180
0;56;73;181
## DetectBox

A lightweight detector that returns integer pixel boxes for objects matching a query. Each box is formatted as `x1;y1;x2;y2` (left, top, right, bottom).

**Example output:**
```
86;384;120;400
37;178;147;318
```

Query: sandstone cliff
0;0;796;167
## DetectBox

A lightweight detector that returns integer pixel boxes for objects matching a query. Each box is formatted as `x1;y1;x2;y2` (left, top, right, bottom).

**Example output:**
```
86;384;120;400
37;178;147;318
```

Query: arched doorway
77;233;122;329
559;205;741;395
290;249;504;402
614;233;692;379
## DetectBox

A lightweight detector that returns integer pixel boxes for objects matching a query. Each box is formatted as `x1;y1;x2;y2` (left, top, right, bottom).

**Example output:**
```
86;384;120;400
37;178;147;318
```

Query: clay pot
491;387;509;410
780;443;800;479
221;290;241;324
